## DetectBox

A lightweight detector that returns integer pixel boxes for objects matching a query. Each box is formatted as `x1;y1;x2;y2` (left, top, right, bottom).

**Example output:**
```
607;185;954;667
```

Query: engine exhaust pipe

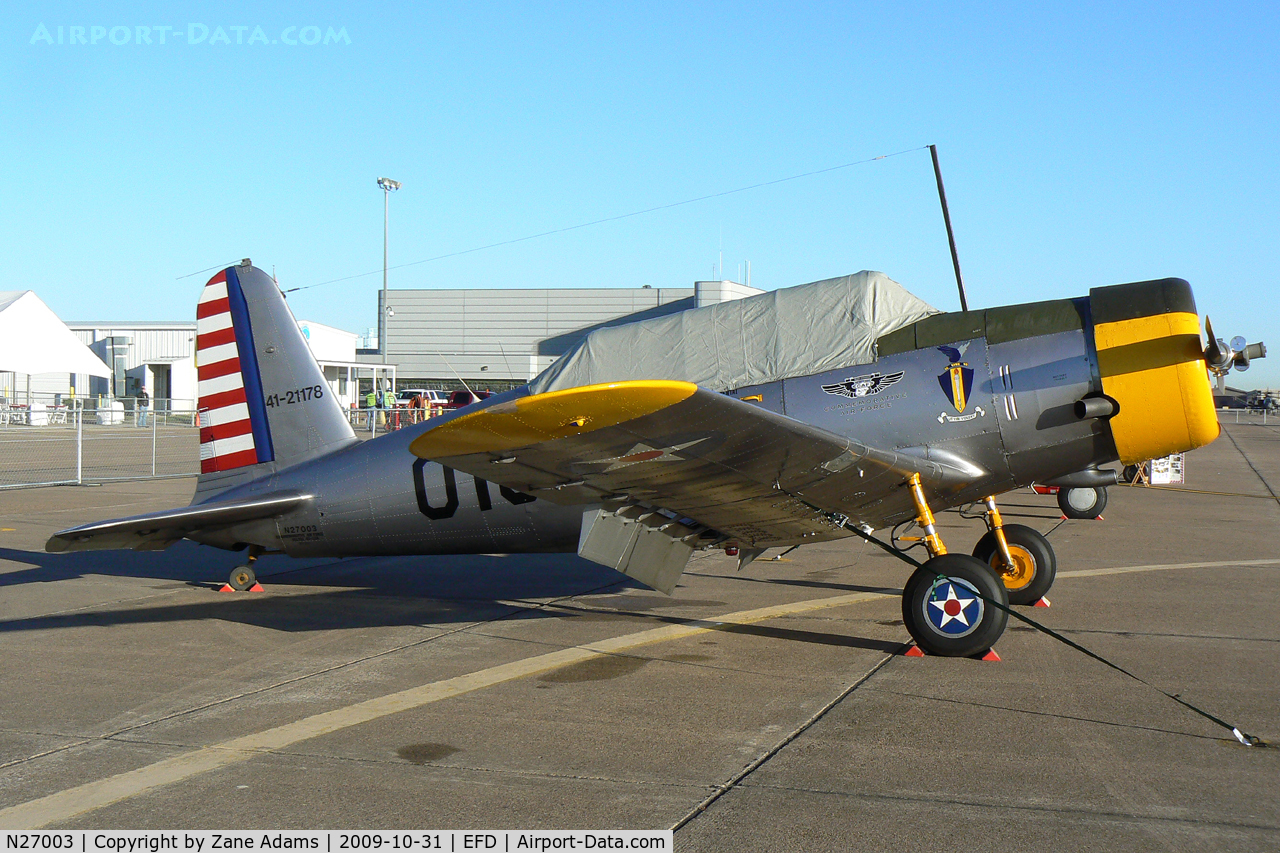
1075;396;1118;420
1042;467;1120;488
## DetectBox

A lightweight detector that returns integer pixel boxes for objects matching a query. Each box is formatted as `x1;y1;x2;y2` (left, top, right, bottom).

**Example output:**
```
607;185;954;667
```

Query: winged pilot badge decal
821;371;905;399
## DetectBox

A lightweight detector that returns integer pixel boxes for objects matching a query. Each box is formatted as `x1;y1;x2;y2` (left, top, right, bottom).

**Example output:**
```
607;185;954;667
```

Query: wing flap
45;491;310;553
577;507;698;594
410;382;978;546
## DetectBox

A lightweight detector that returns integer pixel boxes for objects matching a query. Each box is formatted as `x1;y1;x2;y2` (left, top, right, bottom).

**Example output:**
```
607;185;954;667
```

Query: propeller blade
1204;316;1231;372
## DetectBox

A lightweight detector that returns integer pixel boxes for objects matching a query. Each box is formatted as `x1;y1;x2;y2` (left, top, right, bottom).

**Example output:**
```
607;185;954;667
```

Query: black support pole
929;144;969;312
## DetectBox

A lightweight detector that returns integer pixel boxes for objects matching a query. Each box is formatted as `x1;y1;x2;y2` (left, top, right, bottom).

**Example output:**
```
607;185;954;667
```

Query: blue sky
4;2;1278;386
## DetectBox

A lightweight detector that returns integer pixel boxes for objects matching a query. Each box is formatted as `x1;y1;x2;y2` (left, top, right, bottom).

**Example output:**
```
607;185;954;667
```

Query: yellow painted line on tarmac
1059;557;1280;579
1119;483;1280;502
7;555;1278;828
0;589;894;828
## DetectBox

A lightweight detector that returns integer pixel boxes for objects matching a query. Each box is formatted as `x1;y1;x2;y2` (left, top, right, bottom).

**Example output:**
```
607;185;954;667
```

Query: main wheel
1058;486;1107;519
973;523;1056;605
228;565;256;591
902;554;1009;657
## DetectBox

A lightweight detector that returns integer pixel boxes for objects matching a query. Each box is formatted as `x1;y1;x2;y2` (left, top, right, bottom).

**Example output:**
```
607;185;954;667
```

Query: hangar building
375;279;761;387
7;276;761;410
61;320;391;412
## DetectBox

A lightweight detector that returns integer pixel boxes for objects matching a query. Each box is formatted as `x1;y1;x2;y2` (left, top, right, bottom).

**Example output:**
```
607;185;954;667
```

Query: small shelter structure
0;291;112;415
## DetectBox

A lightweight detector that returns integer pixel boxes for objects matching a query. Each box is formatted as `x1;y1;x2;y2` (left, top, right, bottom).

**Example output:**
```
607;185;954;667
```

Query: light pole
377;177;401;365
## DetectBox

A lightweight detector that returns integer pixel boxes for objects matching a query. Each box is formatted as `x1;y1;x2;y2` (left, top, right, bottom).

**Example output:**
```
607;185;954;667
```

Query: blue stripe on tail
224;266;276;463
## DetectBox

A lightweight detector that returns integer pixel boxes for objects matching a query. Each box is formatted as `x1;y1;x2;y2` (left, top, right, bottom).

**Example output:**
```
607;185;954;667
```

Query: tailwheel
973;523;1057;605
228;564;257;591
1058;485;1107;520
902;554;1009;657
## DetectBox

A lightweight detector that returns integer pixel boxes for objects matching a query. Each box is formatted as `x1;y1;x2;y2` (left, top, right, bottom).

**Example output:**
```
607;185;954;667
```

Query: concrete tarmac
0;422;1276;851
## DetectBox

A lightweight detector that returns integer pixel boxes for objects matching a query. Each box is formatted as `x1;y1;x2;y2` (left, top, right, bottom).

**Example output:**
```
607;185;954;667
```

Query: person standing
136;385;150;428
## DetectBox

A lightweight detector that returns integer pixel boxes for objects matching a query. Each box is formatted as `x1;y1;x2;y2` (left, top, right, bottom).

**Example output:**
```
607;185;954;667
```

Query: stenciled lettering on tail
196;267;276;472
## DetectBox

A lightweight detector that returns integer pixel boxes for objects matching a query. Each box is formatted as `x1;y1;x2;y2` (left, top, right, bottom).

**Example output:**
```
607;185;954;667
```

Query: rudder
196;261;356;496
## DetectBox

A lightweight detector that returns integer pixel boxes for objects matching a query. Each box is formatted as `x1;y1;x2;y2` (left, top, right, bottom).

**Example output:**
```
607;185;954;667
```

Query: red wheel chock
900;644;1000;661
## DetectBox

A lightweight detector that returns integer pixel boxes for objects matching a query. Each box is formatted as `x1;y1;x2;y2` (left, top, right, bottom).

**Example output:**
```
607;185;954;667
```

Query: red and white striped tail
196;269;273;473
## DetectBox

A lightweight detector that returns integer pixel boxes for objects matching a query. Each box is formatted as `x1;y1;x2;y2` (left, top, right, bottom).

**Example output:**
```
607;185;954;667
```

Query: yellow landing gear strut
906;474;947;557
980;496;1020;579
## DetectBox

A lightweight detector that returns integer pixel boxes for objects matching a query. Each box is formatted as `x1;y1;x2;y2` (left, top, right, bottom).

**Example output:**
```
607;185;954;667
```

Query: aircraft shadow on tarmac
0;540;620;595
0;542;632;631
0;543;904;653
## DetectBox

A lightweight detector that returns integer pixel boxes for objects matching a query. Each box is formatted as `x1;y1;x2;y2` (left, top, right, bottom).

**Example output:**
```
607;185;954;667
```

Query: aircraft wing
45;491;310;553
409;381;979;551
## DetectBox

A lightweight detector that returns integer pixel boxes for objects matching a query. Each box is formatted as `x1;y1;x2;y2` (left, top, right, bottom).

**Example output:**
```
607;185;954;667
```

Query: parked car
443;389;493;410
395;389;447;407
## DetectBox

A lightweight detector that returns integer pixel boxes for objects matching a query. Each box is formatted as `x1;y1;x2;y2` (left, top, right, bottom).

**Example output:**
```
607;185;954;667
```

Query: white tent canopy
0;291;112;378
530;271;938;394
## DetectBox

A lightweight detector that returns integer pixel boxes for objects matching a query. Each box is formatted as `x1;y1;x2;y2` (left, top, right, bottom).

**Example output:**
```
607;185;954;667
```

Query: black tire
1122;465;1140;483
1058;486;1107;520
902;554;1009;657
229;565;256;591
972;523;1057;605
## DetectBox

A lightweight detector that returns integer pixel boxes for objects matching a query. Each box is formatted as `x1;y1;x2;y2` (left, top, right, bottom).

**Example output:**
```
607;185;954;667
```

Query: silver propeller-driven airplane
48;261;1265;657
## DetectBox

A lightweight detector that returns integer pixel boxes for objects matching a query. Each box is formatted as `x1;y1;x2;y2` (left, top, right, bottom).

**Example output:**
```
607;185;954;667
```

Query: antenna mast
929;144;970;312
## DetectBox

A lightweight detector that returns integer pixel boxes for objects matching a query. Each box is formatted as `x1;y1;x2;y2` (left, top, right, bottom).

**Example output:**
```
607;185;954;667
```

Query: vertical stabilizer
195;262;356;498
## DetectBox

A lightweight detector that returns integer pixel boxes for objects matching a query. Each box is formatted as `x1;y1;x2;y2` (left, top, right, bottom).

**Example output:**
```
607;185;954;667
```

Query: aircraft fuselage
192;278;1217;557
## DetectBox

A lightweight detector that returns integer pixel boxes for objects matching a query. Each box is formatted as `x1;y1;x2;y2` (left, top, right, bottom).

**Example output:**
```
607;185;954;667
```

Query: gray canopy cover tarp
529;271;938;394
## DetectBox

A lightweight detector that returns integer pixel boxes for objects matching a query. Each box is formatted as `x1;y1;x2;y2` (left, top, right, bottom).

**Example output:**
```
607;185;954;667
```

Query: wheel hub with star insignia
901;554;1009;657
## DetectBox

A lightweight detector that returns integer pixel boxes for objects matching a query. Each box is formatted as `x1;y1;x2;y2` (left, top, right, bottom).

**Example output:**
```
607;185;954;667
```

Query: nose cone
1089;278;1219;465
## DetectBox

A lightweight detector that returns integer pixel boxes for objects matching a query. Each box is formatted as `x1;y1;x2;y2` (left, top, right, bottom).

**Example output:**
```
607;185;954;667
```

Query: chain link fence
1218;407;1275;426
0;397;199;489
345;403;444;436
1;394;1273;490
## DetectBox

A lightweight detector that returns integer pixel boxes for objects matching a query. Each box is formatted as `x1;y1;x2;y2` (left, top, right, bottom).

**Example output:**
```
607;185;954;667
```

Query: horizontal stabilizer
45;491;310;553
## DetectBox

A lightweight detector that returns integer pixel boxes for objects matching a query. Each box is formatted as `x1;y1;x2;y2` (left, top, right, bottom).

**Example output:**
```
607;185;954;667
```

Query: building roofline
66;321;197;329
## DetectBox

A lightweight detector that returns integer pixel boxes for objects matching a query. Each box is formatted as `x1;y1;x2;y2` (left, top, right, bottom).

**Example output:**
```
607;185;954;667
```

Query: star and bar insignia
925;580;983;636
574;437;711;472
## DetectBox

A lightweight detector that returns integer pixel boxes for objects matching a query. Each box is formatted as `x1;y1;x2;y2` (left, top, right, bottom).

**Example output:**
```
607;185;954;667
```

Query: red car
443;389;492;410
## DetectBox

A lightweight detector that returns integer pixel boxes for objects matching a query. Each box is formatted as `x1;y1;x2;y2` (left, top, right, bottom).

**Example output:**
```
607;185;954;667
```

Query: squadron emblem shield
923;578;984;637
937;344;974;414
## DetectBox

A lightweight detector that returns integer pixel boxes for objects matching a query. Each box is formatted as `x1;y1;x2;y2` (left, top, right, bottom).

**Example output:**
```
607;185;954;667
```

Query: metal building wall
384;287;696;382
68;324;197;400
4;324;198;404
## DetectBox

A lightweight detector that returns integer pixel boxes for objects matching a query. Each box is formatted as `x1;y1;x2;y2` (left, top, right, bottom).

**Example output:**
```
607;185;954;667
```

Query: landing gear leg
899;476;1009;656
227;547;262;591
972;497;1057;605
